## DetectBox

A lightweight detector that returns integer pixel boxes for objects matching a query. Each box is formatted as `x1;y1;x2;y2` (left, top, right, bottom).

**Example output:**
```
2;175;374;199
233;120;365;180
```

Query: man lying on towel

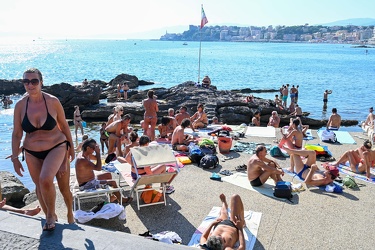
283;147;339;186
200;194;245;250
75;138;132;203
247;145;284;187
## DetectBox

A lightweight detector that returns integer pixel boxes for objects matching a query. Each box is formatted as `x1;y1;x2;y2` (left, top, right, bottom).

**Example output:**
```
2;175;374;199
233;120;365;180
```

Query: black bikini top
21;94;57;133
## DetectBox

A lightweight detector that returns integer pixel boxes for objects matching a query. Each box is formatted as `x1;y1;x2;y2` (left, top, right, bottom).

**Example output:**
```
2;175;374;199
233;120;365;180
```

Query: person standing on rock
142;90;158;141
323;90;332;111
282;85;288;108
12;68;75;231
73;105;84;138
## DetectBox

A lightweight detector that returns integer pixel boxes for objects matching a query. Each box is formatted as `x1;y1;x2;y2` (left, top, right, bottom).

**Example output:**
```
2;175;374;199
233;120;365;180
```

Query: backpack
270;146;289;158
199;154;219;169
274;181;293;199
188;143;204;163
321;130;337;143
200;144;217;155
342;175;358;188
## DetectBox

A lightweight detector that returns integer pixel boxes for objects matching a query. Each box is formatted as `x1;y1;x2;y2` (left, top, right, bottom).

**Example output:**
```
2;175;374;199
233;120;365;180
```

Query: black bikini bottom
23;141;70;160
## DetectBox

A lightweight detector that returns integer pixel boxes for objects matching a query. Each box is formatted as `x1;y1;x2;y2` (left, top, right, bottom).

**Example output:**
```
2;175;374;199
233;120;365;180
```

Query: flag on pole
201;5;208;29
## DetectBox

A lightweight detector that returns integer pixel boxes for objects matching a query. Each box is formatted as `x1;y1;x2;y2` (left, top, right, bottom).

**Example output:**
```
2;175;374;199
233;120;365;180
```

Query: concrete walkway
0;210;190;249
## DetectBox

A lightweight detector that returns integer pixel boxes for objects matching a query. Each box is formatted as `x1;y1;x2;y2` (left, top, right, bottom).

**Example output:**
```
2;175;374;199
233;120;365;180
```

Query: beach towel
231;142;271;154
74;203;126;223
317;128;356;144
246;126;276;138
337;163;375;184
222;172;281;198
188;206;262;250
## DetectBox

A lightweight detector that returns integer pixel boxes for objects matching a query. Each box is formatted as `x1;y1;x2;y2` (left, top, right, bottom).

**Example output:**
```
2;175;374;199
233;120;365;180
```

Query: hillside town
160;24;375;44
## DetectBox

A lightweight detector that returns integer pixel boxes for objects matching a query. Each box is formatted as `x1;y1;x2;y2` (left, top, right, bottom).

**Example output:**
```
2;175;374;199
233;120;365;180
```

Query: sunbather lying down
283;147;339;187
200;194;245;250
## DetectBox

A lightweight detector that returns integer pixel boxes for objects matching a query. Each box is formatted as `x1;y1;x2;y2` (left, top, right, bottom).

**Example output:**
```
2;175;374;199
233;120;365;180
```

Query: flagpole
198;4;203;84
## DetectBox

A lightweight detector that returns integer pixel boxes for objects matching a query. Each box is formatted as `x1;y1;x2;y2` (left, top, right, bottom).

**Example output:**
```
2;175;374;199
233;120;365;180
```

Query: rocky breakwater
0;171;37;208
82;81;358;128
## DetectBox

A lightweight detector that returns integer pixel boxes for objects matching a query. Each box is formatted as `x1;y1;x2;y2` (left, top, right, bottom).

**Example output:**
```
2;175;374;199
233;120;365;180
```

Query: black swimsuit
21;94;69;160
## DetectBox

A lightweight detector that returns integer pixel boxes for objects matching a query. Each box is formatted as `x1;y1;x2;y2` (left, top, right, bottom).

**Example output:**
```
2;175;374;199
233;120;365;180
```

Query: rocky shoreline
0;74;358;128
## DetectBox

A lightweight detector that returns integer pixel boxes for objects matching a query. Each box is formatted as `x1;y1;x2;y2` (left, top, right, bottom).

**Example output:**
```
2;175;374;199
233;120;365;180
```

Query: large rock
0;79;25;95
0;171;30;207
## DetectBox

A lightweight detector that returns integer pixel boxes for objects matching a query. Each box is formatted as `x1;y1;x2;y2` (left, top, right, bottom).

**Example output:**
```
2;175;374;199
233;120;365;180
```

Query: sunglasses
22;79;40;86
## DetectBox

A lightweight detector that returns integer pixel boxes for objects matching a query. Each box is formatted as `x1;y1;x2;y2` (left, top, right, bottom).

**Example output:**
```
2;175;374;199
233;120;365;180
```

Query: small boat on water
183;42;188;45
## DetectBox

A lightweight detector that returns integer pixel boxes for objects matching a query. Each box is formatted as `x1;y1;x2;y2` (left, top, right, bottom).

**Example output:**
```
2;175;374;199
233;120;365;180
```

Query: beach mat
188;206;262;250
337;163;375;184
222;172;277;197
245;126;276;138
317;129;356;144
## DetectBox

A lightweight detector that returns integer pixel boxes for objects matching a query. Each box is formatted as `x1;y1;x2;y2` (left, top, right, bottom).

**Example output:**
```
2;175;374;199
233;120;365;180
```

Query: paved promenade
2;129;375;249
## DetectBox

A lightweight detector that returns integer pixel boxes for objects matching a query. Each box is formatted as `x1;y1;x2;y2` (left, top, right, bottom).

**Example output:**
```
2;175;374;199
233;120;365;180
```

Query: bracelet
11;156;18;162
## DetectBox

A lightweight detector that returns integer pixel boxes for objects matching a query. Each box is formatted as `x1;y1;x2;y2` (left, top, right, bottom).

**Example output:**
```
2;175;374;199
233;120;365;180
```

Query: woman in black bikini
11;68;75;231
200;193;245;250
73;105;84;138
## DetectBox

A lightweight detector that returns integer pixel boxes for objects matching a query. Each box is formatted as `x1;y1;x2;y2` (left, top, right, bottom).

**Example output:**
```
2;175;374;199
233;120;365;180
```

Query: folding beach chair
71;170;123;211
114;144;178;210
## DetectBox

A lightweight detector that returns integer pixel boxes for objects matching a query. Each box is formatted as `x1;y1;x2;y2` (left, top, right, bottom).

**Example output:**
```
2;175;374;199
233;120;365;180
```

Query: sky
1;0;375;39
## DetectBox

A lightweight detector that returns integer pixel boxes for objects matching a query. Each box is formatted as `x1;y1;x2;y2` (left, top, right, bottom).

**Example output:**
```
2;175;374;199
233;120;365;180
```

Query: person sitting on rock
190;103;208;129
251;111;261;126
202;75;211;88
326;108;341;130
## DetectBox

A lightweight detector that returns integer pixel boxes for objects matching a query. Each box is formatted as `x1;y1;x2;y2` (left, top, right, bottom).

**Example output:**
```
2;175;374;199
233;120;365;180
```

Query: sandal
43;222;56;232
220;170;233;176
235;164;247;171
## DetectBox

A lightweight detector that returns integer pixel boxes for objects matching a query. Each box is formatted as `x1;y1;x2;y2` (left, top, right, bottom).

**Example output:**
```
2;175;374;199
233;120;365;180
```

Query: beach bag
200;144;217;155
188;143;204;163
141;186;162;204
199;154;219;169
342;175;358;189
321;130;337;143
270;146;289;158
274;181;293;199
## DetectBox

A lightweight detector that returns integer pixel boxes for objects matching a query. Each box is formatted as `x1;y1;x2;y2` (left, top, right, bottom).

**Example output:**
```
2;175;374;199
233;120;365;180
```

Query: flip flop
210;173;221;181
220;170;232;176
235;164;247;171
43;222;55;232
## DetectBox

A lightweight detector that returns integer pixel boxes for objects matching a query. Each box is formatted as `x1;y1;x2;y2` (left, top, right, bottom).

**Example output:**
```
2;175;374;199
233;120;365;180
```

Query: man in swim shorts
171;118;195;151
326;108;341;130
75;138;131;203
283;147;339;186
247;145;284;187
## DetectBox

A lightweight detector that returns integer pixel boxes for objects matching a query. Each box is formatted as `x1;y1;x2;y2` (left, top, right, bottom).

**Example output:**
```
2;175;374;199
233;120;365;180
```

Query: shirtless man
290;104;302;118
267;111;280;128
175;106;190;125
200;193;245;250
251;111;261;126
283;147;339;186
290;85;297;103
247;145;283;187
105;114;131;155
171;118;195;151
326;108;341;130
362;107;374;132
323;90;332;111
75;138;131;203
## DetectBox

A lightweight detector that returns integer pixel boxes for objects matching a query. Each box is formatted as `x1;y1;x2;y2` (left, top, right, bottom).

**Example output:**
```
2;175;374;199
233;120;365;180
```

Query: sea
1;39;374;190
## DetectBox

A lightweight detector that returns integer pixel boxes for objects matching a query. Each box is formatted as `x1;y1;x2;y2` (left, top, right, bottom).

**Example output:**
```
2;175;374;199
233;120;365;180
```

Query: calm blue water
1;39;374;190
